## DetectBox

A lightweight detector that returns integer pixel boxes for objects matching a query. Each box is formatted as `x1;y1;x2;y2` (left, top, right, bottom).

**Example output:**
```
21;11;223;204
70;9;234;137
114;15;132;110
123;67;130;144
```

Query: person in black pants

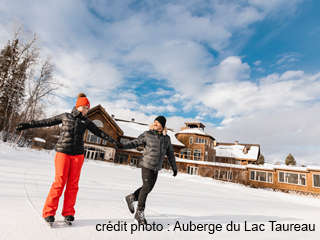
121;116;177;225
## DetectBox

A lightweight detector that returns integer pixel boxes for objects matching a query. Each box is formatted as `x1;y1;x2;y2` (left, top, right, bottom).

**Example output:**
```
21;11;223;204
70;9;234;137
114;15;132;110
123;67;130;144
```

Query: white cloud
276;52;301;65
253;60;261;66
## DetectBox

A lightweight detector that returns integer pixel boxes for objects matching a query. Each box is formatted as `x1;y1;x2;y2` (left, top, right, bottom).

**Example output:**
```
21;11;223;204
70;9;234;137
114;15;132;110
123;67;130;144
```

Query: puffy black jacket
122;126;177;172
27;107;115;155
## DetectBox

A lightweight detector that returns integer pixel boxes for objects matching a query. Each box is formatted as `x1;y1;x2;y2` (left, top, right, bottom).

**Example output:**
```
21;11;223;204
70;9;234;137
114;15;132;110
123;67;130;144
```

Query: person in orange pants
16;93;120;225
43;152;84;218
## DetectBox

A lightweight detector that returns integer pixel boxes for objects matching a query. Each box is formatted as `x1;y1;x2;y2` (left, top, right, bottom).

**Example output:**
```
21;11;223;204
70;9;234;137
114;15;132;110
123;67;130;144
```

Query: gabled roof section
87;105;124;135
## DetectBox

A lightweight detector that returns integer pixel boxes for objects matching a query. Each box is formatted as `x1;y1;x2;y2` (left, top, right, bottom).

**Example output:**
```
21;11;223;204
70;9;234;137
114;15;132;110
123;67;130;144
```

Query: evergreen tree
257;154;265;165
0;39;27;135
285;154;296;166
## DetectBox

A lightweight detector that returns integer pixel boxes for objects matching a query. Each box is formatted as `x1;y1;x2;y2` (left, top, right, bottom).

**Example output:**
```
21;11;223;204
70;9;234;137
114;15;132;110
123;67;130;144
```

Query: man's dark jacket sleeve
122;132;146;149
166;138;178;171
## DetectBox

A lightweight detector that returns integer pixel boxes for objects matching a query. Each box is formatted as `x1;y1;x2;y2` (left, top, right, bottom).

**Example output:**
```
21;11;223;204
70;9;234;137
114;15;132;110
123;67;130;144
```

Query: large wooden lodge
83;105;320;195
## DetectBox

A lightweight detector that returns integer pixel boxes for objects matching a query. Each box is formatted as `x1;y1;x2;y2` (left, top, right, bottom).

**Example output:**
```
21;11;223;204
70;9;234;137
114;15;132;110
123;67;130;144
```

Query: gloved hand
173;170;177;177
112;141;123;150
112;141;120;150
16;123;30;131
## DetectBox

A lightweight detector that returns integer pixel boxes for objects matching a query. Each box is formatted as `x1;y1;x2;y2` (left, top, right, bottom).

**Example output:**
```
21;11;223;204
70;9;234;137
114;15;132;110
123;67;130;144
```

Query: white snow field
1;142;320;240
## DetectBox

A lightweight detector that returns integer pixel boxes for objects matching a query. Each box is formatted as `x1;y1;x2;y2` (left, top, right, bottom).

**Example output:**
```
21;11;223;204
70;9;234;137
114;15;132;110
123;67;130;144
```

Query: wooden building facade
175;122;216;162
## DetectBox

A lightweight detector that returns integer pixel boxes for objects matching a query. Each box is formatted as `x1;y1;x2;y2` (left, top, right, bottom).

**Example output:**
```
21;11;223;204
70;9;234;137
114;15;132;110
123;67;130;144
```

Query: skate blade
46;222;53;227
65;220;72;226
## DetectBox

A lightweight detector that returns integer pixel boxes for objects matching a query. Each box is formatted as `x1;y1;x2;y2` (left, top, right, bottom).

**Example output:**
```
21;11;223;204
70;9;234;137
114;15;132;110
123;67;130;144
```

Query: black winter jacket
27;107;115;155
122;125;177;172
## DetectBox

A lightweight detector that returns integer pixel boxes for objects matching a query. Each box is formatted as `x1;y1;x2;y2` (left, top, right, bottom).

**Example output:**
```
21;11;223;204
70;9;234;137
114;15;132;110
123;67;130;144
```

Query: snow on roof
33;137;46;143
115;120;185;147
306;165;320;171
166;129;185;146
177;128;209;136
115;121;148;138
214;144;259;160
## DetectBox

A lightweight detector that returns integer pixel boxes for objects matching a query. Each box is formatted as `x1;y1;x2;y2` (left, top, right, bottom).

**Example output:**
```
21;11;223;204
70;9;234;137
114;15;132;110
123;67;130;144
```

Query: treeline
0;24;65;149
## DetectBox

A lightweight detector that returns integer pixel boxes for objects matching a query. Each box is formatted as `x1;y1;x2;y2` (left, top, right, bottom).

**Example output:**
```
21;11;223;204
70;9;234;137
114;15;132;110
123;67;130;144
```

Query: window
195;137;207;144
278;172;306;186
181;149;191;159
214;170;232;181
86;131;101;144
250;171;255;180
279;172;284;182
189;137;193;144
267;173;273;183
99;151;105;159
313;174;320;188
256;172;266;182
187;166;198;175
102;139;107;145
193;149;201;160
249;170;273;183
92;119;103;128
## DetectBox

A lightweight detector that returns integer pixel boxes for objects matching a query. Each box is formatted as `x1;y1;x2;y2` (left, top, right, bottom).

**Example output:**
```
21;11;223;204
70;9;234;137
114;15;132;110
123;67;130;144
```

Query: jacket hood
149;123;167;135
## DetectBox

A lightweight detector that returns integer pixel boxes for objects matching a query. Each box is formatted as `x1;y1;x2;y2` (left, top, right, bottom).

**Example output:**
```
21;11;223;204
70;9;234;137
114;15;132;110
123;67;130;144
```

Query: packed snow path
1;143;320;240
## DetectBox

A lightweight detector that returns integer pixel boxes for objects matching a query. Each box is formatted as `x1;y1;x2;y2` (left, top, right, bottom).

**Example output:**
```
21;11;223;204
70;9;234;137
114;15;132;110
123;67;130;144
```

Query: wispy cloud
276;52;301;65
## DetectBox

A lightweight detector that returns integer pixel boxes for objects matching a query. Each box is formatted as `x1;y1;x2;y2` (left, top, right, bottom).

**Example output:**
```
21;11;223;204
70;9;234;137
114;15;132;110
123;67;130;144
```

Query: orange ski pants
42;152;84;218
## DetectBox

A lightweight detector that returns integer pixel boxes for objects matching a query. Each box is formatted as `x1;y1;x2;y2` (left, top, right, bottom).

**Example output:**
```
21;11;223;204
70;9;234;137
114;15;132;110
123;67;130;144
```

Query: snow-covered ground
1;142;320;240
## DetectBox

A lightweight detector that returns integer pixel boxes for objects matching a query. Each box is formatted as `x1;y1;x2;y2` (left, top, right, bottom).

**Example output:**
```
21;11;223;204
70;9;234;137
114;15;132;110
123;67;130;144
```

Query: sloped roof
214;144;260;160
176;128;211;136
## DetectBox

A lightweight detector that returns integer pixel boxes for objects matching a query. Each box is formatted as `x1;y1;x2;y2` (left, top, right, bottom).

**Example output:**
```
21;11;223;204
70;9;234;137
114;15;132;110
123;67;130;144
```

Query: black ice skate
134;207;147;225
123;194;135;215
64;215;74;225
44;215;55;227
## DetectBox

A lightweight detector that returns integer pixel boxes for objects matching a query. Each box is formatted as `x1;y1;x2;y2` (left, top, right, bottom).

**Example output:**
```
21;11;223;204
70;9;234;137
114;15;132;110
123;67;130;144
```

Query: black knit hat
155;116;166;128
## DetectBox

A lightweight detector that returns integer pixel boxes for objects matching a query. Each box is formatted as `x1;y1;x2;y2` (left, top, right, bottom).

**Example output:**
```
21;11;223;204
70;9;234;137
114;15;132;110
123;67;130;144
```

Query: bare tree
0;23;66;143
22;55;64;122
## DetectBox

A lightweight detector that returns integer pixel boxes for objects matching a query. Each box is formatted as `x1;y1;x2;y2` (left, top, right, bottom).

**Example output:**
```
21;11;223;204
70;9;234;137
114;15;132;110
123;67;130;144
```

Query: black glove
173;170;177;177
16;123;30;131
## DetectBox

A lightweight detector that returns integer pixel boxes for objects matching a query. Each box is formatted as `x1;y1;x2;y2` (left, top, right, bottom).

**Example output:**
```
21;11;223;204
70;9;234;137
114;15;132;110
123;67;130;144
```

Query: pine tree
0;39;27;136
257;154;265;165
285;154;296;166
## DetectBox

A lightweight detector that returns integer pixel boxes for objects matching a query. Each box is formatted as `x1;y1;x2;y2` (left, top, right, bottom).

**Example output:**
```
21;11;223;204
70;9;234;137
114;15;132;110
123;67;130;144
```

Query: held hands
173;170;177;177
16;123;29;131
112;141;123;150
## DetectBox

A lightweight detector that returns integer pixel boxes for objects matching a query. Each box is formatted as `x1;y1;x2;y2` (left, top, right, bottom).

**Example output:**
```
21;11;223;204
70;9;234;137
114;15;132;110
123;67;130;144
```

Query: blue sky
1;0;320;165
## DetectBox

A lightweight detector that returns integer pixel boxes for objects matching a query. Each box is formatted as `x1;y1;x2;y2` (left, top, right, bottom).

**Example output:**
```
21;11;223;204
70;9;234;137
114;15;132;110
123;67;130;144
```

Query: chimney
235;141;238;145
243;146;248;154
131;118;135;122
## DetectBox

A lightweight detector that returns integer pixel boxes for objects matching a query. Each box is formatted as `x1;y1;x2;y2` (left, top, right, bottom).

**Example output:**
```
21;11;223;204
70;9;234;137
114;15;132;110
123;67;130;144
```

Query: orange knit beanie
76;93;90;108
